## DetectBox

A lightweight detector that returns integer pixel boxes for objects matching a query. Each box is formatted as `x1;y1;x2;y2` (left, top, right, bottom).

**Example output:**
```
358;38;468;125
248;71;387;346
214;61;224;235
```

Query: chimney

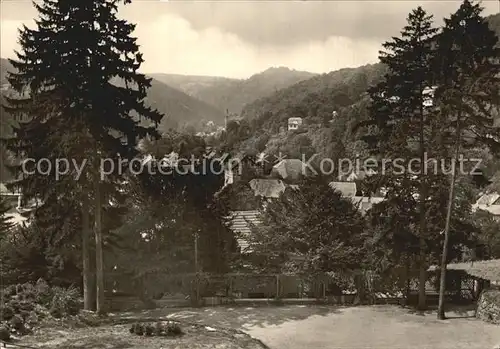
225;109;229;129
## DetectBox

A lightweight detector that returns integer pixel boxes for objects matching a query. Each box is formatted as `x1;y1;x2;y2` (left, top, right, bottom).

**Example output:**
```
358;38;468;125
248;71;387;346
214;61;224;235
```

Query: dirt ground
115;304;500;349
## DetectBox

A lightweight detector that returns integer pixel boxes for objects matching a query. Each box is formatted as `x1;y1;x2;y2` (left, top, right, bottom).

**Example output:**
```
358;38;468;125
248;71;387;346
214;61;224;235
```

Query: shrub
0;281;82;338
0;306;14;321
165;321;183;336
0;325;10;341
129;321;183;337
49;286;80;317
10;315;24;333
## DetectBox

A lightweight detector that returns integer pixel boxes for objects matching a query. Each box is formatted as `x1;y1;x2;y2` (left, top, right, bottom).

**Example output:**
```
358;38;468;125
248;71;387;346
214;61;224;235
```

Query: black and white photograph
1;0;500;348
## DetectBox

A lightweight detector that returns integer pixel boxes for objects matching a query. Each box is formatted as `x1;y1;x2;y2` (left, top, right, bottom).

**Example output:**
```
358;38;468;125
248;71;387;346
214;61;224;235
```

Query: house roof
4;212;28;225
249;179;287;198
476;193;500;206
229;189;384;253
228;210;261;252
351;196;385;215
472;192;500;215
329;182;357;197
272;159;306;181
0;183;20;195
428;259;500;282
339;168;377;181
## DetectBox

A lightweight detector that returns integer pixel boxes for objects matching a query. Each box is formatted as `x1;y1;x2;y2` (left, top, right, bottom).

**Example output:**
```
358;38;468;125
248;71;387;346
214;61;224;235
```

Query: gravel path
120;305;500;349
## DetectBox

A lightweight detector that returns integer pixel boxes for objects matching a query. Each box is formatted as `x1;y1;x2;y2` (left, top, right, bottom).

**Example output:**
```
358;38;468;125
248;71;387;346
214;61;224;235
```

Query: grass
15;321;267;349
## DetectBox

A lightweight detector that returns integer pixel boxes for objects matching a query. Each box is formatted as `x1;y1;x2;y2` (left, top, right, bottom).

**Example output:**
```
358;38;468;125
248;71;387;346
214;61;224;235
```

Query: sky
1;0;499;79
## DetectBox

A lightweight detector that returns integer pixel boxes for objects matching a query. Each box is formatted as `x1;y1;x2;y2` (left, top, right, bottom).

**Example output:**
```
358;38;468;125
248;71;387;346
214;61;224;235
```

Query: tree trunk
81;193;95;310
418;83;427;311
418;239;427;310
94;160;105;315
438;110;462;320
405;258;410;306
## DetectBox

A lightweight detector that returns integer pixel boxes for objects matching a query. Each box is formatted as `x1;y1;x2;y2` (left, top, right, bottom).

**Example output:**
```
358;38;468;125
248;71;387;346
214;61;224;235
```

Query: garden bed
12;319;269;349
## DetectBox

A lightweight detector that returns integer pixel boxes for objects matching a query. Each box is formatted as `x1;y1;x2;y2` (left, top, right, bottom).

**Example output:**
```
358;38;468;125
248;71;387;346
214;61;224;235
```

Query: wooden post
229;277;233;298
276;274;280;299
82;192;94;311
94;152;105;315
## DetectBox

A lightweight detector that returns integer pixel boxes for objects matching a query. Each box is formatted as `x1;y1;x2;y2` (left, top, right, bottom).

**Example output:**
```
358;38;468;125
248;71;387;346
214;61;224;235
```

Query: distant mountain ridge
1;57;225;132
151;67;317;115
1;58;14;86
150;73;238;98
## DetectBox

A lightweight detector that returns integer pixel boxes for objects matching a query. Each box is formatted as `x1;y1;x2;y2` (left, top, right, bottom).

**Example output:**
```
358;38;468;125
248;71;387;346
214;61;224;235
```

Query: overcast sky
1;1;498;79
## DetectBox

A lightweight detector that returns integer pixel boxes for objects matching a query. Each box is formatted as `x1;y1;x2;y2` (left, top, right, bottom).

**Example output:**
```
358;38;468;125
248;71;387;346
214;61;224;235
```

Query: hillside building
287;117;303;131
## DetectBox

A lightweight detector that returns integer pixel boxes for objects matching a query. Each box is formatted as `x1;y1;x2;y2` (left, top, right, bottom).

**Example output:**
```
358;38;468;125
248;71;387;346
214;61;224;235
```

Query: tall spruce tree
434;0;500;319
362;7;438;310
3;0;162;314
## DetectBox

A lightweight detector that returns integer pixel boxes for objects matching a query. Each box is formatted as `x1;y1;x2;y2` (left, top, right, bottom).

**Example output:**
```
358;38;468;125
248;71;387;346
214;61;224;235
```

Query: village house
223;152;264;187
0;183;30;226
287;117;303;131
270;158;310;182
472;192;500;218
224;176;385;299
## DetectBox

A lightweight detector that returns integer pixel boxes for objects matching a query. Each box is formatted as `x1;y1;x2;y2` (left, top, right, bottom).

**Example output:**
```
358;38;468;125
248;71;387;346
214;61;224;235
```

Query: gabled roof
249;179;287;198
228;210;261;252
0;183;20;196
271;159;307;181
340;168;377;181
4;212;28;225
473;192;500;215
351;196;385;215
329;182;357;197
475;193;500;206
428;259;500;282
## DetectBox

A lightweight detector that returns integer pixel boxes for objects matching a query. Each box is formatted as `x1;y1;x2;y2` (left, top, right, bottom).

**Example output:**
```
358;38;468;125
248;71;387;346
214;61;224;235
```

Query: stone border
112;317;271;349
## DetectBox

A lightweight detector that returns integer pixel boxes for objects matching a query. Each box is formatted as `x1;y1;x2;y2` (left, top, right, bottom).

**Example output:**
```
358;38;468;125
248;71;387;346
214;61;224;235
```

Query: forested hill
217;63;387;166
223;12;500;164
192;67;317;115
240;63;386;131
1;58;225;133
488;12;500;40
239;12;500;133
151;67;316;116
1;58;14;86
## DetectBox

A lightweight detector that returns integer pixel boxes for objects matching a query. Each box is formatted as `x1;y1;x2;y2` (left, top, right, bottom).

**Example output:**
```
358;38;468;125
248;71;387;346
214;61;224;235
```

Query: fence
1;342;39;349
104;270;440;310
105;267;479;309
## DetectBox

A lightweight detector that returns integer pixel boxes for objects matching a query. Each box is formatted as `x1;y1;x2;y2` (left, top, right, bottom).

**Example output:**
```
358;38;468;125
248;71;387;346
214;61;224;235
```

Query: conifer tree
3;0;162;314
434;0;500;319
362;7;438;310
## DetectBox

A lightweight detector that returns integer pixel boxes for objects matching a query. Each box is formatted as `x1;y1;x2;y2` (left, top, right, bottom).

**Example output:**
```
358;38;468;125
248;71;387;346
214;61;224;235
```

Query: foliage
1;0;166;313
473;209;500;259
358;3;500;307
129;321;183;337
0;220;81;287
107;131;237;298
0;279;82;338
248;176;367;276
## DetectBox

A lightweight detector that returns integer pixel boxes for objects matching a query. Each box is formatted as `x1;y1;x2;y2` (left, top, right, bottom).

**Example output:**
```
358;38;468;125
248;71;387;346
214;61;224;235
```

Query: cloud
1;1;498;78
134;13;382;78
163;1;500;46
